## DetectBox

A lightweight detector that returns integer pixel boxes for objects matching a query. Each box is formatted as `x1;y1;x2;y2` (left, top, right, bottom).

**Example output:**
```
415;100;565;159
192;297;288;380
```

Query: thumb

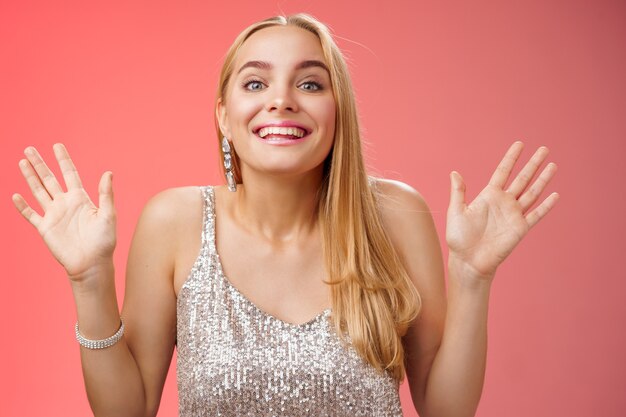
98;171;115;217
449;171;466;214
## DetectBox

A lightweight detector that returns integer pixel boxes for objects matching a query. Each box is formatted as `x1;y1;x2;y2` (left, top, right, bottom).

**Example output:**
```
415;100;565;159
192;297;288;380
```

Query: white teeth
257;126;306;138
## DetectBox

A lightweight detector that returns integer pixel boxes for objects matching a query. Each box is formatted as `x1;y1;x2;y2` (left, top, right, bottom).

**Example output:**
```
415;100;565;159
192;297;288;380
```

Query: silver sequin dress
176;186;403;416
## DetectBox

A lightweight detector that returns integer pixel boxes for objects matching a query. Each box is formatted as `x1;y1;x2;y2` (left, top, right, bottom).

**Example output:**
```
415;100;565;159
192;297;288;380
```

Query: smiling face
217;25;337;182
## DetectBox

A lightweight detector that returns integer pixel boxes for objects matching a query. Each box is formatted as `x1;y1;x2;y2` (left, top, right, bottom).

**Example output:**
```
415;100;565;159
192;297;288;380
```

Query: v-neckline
207;186;332;329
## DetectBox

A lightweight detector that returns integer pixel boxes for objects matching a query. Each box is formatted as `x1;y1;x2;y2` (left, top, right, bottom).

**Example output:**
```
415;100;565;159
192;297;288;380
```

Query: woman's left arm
381;142;559;417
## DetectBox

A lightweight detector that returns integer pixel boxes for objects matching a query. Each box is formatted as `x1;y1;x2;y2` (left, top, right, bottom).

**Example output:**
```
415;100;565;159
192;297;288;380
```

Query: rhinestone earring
222;137;237;192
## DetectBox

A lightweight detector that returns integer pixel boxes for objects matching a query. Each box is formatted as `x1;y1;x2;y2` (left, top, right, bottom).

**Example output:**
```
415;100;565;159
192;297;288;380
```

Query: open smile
252;123;312;145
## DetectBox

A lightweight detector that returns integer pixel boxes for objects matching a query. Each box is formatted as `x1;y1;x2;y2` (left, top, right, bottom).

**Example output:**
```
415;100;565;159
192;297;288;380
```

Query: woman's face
217;25;336;181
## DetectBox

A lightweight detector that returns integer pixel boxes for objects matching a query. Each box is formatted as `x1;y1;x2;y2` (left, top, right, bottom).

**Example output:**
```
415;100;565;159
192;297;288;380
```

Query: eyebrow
236;60;330;74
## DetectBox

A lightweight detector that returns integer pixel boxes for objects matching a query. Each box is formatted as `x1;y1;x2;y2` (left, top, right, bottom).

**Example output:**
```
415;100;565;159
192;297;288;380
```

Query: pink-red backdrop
2;1;625;416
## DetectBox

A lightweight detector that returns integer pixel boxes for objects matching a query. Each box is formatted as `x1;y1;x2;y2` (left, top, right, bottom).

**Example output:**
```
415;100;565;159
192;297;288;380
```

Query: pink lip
252;121;311;134
254;135;310;146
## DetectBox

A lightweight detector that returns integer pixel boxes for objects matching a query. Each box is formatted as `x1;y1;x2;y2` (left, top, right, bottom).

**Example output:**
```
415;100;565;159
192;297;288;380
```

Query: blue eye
300;81;322;91
243;80;265;91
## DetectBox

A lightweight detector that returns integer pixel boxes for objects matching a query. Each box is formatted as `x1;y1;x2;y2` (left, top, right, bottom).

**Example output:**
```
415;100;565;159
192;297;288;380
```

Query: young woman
12;13;559;417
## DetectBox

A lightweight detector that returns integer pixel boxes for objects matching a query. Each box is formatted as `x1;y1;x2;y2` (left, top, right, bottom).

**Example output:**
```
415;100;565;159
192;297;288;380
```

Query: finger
53;143;84;190
448;171;467;215
488;141;524;189
98;171;115;217
24;146;65;197
525;192;560;229
18;158;53;211
518;162;558;213
506;146;550;198
12;193;43;229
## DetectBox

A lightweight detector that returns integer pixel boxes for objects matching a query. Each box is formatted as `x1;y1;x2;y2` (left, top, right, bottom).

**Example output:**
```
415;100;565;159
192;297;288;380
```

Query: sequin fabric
176;186;403;416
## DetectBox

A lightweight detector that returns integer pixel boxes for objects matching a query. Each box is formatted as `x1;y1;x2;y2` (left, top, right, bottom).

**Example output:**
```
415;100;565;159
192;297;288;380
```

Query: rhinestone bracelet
75;318;124;349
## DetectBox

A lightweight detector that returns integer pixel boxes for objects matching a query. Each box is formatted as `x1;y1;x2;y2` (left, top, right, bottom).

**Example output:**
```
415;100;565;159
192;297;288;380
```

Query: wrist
448;253;495;291
69;259;115;294
70;260;121;340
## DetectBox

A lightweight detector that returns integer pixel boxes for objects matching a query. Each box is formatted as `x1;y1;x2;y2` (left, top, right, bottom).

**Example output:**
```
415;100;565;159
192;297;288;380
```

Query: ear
216;97;231;138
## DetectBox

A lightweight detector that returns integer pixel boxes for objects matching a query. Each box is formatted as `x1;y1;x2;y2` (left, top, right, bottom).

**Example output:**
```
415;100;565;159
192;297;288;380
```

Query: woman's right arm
13;144;177;417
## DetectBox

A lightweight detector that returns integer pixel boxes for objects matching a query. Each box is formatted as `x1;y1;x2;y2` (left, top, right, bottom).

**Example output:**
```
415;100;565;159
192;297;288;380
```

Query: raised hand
12;144;116;282
445;141;559;280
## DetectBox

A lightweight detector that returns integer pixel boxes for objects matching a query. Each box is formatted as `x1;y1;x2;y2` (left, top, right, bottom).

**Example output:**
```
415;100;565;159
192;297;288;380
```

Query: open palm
446;142;559;279
12;144;116;279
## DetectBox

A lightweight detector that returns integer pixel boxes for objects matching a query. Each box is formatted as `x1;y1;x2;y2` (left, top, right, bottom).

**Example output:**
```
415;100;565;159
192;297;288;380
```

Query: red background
2;1;625;416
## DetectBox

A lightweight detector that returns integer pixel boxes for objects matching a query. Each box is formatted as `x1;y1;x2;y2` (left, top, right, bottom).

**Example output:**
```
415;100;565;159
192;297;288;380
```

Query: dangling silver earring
222;137;237;192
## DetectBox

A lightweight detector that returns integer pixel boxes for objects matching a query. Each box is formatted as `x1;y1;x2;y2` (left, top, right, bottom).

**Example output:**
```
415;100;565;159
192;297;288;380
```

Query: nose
265;86;298;113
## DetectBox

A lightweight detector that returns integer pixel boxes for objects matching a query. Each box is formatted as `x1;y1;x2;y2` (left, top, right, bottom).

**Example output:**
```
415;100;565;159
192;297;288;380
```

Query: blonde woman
12;14;559;417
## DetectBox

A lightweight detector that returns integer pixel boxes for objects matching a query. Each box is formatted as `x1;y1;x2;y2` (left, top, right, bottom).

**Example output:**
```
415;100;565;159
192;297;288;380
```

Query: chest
173;199;330;326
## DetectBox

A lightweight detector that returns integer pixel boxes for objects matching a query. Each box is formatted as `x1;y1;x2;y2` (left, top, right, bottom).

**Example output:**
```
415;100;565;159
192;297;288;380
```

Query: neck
231;169;325;242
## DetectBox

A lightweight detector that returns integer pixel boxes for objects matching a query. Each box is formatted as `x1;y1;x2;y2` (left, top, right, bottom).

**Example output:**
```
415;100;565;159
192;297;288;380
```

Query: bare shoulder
369;177;444;289
371;178;434;235
139;185;203;227
372;178;429;209
130;185;206;279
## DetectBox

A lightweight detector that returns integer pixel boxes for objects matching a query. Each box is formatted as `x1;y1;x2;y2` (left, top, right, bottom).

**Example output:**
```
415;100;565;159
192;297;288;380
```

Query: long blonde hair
214;13;421;382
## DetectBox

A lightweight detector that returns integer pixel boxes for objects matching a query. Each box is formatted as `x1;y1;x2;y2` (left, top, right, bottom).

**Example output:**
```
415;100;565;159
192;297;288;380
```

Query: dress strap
202;185;217;255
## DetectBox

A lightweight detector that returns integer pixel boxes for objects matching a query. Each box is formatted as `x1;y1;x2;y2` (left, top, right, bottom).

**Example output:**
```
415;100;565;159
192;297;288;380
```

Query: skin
12;25;559;417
